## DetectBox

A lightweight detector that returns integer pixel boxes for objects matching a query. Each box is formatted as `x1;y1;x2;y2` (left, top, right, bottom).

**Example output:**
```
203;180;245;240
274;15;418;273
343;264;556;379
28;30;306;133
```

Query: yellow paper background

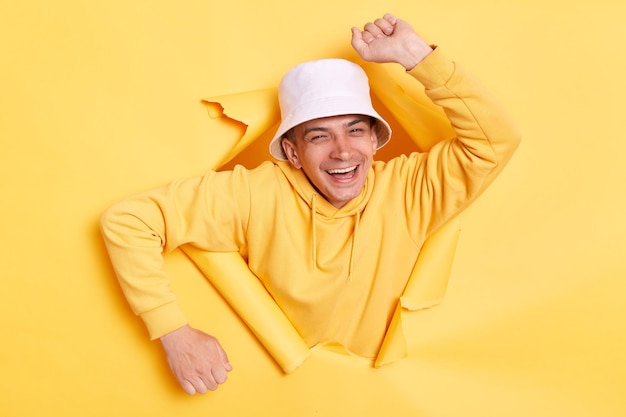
1;1;625;416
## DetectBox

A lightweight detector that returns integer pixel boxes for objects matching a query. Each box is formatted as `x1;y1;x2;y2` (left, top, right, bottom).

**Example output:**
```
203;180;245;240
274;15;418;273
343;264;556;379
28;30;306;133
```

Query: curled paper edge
193;67;462;370
375;217;461;367
201;88;280;168
181;246;311;373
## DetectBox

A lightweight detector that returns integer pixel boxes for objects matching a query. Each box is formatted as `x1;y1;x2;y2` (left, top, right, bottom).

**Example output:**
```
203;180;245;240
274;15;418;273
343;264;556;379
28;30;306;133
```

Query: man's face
282;114;378;209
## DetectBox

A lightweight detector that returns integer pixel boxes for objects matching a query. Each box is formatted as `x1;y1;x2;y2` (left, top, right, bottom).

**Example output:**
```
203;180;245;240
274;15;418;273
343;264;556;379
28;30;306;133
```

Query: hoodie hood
276;161;374;217
276;161;375;280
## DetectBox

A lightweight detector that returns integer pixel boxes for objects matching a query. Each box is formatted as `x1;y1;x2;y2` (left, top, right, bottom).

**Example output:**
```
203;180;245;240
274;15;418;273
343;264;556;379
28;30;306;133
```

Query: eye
349;127;367;135
307;133;329;142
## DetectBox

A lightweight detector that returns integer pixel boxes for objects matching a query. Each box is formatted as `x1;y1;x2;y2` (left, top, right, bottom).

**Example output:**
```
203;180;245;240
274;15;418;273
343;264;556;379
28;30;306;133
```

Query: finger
350;27;366;49
383;13;398;25
363;22;385;39
373;18;394;36
350;29;369;57
218;346;233;372
361;31;376;44
212;365;229;385
198;374;218;392
353;26;376;44
181;380;197;395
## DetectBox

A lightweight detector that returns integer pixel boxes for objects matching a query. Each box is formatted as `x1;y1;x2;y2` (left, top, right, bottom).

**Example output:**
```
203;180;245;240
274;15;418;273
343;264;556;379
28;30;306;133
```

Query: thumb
219;345;232;371
350;27;367;55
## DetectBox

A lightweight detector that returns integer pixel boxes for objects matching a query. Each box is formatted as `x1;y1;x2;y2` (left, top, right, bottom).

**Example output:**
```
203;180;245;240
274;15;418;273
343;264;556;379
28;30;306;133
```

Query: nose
330;133;353;160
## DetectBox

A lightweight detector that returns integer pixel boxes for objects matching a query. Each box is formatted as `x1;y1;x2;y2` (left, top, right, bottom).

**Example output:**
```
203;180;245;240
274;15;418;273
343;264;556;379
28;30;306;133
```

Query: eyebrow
302;117;368;136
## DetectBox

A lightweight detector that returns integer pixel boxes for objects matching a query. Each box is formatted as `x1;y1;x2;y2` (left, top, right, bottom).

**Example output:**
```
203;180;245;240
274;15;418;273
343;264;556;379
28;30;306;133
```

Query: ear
282;138;302;169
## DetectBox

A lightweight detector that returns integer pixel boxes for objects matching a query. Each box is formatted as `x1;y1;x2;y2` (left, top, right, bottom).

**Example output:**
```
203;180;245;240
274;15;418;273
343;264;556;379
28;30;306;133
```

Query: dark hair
281;127;296;144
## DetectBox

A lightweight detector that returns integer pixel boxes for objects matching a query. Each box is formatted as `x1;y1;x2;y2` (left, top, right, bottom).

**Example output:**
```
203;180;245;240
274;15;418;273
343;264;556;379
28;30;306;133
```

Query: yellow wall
1;1;625;416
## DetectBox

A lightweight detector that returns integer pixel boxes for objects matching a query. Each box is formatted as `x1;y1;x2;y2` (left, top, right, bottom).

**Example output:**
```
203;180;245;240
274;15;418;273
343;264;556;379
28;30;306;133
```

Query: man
100;13;521;395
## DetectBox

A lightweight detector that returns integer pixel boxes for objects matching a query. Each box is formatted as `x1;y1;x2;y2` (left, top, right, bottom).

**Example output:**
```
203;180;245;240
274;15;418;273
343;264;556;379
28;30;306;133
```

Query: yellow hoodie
100;48;521;359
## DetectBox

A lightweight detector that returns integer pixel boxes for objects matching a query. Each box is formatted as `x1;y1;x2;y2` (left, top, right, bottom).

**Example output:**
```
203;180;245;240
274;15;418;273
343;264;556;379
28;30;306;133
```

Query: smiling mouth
326;165;358;179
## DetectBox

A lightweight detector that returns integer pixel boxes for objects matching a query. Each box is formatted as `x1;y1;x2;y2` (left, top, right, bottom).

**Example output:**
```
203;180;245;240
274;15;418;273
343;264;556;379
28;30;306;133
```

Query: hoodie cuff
139;301;188;340
407;47;456;90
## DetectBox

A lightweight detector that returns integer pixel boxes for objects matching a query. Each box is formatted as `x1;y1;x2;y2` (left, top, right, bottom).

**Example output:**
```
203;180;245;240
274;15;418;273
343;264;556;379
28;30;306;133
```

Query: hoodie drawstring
348;211;360;282
311;193;317;271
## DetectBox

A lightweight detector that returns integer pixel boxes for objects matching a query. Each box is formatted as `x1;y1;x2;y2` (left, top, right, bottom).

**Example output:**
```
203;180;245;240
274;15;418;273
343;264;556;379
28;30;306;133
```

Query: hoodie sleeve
404;47;521;239
99;166;251;339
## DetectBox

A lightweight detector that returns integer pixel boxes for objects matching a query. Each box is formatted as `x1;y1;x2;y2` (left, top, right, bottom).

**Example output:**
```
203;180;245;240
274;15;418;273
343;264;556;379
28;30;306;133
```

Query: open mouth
326;165;358;180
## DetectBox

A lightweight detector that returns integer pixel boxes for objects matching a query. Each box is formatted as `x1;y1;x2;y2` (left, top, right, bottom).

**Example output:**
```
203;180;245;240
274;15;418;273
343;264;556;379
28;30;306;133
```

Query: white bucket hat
269;58;392;161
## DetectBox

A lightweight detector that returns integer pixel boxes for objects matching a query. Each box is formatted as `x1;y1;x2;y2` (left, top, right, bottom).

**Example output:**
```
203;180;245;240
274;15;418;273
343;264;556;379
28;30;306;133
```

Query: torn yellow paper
184;63;462;372
202;88;280;169
373;302;407;367
181;246;311;373
401;216;462;311
375;217;461;367
363;62;454;151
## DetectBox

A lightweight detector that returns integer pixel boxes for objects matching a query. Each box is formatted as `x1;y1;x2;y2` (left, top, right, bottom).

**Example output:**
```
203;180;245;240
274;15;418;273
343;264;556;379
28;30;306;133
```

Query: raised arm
353;13;521;237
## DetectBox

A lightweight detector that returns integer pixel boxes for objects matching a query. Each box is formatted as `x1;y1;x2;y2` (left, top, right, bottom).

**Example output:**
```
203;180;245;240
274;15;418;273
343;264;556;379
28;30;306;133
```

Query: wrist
400;38;434;71
160;324;190;343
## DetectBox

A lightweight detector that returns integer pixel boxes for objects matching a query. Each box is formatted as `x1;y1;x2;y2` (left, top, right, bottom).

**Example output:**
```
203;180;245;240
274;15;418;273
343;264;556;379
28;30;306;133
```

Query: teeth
327;166;357;174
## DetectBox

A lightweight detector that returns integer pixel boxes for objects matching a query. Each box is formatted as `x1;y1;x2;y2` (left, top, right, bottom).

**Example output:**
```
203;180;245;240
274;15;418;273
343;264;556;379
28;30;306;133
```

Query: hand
351;13;433;70
159;325;232;395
